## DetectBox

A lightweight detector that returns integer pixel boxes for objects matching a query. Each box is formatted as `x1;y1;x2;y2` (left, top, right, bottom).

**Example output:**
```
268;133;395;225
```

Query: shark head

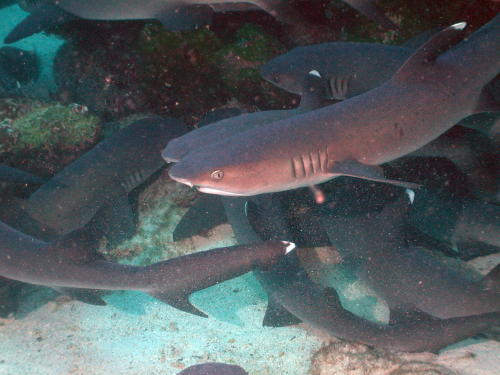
167;139;303;196
260;59;305;95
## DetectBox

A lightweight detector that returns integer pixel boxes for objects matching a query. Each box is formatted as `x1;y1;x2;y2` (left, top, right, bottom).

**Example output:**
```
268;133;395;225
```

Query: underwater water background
0;1;499;374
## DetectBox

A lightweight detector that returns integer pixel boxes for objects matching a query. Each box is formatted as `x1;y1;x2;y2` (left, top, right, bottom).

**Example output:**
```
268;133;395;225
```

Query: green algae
0;102;99;154
133;23;291;120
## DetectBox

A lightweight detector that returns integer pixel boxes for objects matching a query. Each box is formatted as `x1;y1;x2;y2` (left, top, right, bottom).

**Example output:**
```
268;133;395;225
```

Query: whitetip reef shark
169;15;500;196
222;194;500;353
0;219;295;316
162;70;332;163
4;0;399;44
15;116;187;239
321;193;500;320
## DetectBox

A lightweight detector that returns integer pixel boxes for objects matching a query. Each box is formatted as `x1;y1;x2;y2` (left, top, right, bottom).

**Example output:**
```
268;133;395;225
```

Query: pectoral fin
329;160;421;189
149;291;208;317
298;71;333;110
262;296;302;327
173;195;227;242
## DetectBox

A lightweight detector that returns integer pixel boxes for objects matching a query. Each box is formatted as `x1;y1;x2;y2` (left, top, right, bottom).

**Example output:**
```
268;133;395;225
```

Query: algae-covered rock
0;102;98;154
132;23;293;123
134;25;226;122
215;23;289;107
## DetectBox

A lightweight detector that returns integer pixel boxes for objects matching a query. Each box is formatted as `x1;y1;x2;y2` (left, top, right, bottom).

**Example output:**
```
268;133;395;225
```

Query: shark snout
168;163;195;188
161;139;187;164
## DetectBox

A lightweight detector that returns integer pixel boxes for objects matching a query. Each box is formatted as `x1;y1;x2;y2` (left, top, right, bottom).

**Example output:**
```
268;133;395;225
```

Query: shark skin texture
0;220;294;316
168;16;500;196
17;116;187;239
321;195;500;320
215;193;500;353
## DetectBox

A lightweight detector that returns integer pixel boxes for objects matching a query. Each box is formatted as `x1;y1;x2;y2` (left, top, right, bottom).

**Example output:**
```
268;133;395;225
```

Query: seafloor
0;4;499;375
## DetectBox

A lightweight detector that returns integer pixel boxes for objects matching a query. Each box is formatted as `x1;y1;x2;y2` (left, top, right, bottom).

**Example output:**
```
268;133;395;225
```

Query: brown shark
0;219;294;316
163;71;332;163
21;116;187;238
222;195;500;353
321;194;500;319
169;17;500;196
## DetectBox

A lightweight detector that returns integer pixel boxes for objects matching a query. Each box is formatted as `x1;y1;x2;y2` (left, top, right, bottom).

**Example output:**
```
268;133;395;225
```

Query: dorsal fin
298;71;333;111
395;22;467;81
45;227;103;264
481;264;500;293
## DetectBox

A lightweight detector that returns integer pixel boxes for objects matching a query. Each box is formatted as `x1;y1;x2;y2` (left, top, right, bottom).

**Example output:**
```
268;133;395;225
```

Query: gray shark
163;71;332;163
55;0;398;30
260;42;414;98
54;0;307;30
260;39;498;111
0;219;294;316
177;363;248;375
222;195;500;353
408;188;500;254
322;195;500;319
4;1;78;44
257;252;500;353
0;164;45;186
21;116;187;238
170;18;500;196
4;0;400;43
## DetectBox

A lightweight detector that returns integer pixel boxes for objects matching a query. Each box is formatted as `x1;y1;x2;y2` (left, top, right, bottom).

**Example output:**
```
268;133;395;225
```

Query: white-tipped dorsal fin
281;241;296;254
395;21;467;81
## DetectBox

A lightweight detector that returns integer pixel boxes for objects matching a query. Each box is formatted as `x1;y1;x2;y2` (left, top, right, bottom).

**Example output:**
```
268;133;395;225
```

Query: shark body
0;220;293;316
163;71;332;163
169;17;500;196
21;116;187;238
322;196;500;319
222;194;500;352
260;40;498;109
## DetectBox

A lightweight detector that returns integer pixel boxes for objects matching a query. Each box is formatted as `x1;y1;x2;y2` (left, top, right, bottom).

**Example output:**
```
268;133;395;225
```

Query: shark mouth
197;186;247;196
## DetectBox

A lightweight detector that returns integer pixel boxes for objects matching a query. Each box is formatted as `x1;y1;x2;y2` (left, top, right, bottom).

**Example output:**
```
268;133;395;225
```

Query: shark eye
271;73;281;83
210;170;224;180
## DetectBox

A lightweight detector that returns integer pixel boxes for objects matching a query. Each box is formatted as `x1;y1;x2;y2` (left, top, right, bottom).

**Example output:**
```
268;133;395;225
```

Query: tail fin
395;22;467;81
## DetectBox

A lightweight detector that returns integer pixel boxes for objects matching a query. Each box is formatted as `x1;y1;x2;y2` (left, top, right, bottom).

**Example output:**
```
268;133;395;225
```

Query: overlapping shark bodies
162;71;332;163
407;188;500;258
261;42;414;98
4;0;78;44
322;194;500;320
222;195;500;353
169;16;500;196
18;116;187;239
0;219;294;316
260;39;498;110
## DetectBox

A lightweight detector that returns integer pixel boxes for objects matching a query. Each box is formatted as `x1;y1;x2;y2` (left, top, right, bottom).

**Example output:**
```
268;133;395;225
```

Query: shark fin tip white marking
405;189;415;204
451;22;467;30
281;241;296;254
308;70;321;78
